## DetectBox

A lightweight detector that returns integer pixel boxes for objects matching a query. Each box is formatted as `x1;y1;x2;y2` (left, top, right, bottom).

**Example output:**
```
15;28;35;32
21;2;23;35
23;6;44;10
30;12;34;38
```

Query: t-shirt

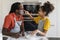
3;13;24;31
33;16;50;31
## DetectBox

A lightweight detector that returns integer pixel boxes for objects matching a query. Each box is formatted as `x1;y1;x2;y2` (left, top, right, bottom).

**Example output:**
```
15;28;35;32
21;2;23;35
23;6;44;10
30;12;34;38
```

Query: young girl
25;1;54;36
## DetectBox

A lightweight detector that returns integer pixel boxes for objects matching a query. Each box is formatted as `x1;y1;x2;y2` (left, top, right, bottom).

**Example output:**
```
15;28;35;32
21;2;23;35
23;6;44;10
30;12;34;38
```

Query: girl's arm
25;11;34;20
37;30;47;36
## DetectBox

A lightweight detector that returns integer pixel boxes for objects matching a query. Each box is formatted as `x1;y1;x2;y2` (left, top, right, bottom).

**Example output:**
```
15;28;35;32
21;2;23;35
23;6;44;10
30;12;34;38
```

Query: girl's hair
9;2;21;14
40;1;54;16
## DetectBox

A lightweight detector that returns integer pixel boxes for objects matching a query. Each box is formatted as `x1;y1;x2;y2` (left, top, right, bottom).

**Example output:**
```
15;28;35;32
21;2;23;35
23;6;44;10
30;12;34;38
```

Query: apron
10;17;22;33
37;20;48;40
6;17;22;40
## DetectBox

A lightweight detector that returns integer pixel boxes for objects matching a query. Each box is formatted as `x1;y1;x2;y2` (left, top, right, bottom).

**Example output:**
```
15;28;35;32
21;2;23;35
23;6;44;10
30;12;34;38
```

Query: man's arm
2;28;20;38
20;21;25;36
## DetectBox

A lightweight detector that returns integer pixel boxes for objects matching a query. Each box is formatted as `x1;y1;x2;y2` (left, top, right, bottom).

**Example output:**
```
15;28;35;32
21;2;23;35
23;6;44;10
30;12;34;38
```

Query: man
2;2;25;38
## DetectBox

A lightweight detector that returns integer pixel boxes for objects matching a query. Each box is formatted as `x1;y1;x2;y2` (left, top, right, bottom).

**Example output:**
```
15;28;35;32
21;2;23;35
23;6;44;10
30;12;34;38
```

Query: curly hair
40;1;54;16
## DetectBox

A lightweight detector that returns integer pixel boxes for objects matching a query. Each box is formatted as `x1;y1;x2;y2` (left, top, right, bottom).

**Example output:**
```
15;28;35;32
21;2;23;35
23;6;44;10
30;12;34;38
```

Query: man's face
17;4;24;15
19;4;24;15
19;4;24;10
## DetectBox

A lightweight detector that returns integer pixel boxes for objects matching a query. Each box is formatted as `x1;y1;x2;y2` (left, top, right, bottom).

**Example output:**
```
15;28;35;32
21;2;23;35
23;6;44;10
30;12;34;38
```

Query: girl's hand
25;11;30;15
24;10;34;20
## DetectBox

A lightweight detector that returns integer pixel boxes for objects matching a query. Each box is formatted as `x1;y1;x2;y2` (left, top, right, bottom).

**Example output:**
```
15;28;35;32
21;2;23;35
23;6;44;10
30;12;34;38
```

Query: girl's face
38;8;46;17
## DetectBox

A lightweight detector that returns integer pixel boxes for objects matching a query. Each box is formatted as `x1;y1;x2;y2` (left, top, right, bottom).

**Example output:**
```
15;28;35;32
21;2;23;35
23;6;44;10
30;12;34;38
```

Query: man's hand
22;33;25;36
12;33;20;38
